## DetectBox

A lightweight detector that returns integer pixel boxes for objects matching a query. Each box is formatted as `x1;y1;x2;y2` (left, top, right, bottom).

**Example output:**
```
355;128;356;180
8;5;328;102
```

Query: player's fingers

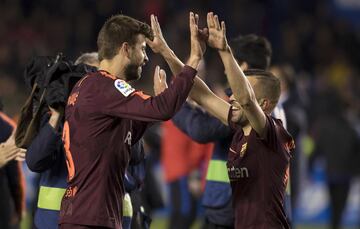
190;12;199;36
199;28;209;41
150;14;156;34
159;69;167;83
214;15;221;30
4;148;19;160
155;16;163;37
221;21;226;36
15;155;25;162
15;149;26;160
153;65;160;81
207;12;214;28
189;12;195;28
189;12;194;27
195;13;199;26
153;15;159;35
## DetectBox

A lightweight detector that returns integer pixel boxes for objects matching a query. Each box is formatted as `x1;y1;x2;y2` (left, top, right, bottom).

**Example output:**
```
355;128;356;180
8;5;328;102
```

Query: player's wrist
218;45;231;55
186;55;201;69
159;46;173;58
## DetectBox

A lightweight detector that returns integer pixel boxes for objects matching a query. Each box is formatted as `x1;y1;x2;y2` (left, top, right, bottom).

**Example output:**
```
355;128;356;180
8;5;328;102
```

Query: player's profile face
125;34;148;81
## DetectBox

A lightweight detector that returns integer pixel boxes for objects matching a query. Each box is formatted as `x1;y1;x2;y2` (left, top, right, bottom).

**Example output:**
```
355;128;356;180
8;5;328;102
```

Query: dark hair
97;15;153;61
244;69;281;106
230;34;272;70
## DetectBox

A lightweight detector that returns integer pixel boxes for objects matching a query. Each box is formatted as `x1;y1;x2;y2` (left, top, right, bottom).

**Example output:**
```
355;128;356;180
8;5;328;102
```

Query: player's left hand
206;12;228;51
153;65;168;96
146;15;170;55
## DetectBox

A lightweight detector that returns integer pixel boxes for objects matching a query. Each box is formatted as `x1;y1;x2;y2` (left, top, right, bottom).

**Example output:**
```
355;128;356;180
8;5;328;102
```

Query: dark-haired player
59;14;205;229
151;12;294;229
171;33;279;229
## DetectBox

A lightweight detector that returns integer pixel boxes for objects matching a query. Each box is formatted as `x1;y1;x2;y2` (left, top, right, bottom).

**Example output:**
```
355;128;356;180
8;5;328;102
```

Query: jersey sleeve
100;65;197;122
261;114;295;153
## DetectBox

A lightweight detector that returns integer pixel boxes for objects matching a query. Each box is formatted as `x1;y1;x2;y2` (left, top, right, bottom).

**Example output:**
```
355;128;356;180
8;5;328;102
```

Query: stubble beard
124;63;141;82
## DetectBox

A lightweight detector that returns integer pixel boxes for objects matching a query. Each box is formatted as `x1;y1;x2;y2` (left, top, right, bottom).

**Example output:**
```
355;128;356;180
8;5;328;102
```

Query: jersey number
63;121;75;181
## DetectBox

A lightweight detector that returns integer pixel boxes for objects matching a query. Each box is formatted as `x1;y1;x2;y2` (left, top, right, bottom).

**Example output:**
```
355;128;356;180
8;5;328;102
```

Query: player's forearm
189;77;210;105
161;48;184;75
161;48;208;108
218;47;256;105
161;48;201;75
189;78;230;125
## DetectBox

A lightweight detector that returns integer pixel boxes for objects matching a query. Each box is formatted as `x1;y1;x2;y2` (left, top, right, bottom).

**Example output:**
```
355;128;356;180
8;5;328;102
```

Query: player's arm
147;12;231;125
26;109;62;172
102;63;198;122
207;12;266;136
102;13;203;122
172;102;231;143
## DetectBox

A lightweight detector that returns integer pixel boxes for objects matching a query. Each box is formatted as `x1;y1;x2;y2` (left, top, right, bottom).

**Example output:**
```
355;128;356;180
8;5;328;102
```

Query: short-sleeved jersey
59;66;197;228
227;113;294;229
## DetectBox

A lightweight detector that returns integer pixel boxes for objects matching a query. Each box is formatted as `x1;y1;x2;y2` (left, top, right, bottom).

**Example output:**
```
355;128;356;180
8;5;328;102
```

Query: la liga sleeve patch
114;79;135;97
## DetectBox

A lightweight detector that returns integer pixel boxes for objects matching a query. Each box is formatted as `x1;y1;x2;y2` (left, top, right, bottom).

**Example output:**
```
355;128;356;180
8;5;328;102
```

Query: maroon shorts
59;224;111;229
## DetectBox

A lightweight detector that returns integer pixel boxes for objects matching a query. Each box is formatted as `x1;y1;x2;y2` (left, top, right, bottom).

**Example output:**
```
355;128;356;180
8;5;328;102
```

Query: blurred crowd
0;0;359;228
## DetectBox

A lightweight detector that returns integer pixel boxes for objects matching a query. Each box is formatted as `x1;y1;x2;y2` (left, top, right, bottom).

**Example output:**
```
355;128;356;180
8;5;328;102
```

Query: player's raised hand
153;65;168;96
189;12;208;60
206;12;228;51
146;14;170;55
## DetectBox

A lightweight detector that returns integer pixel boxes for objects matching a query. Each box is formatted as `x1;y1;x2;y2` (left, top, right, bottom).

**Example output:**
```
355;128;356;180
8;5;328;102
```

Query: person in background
271;64;307;215
309;89;359;229
161;59;213;229
25;53;99;229
0;99;26;229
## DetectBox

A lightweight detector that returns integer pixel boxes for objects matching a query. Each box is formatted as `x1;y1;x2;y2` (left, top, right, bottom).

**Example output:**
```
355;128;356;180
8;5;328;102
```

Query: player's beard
124;63;141;81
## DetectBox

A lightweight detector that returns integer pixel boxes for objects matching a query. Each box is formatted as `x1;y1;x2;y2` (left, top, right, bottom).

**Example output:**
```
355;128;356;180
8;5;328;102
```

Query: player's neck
99;59;127;80
242;124;252;136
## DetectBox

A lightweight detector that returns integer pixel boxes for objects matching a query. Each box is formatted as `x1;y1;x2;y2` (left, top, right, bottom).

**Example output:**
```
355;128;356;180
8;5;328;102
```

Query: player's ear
120;42;131;59
258;98;269;111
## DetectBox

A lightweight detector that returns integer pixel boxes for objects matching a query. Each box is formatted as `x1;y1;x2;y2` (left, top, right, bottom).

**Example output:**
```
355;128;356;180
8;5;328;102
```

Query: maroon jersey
59;66;197;228
227;113;294;229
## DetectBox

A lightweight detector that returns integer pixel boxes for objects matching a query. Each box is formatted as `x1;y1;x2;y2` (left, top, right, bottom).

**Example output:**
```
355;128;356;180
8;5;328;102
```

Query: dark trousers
168;176;197;229
328;181;350;229
59;224;110;229
202;218;234;229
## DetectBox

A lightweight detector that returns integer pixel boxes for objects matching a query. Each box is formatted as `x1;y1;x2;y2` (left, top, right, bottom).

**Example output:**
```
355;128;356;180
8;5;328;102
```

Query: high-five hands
206;12;228;52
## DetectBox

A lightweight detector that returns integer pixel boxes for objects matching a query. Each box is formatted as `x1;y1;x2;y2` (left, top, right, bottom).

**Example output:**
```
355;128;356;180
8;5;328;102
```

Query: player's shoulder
113;78;135;97
93;70;133;95
269;115;295;151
